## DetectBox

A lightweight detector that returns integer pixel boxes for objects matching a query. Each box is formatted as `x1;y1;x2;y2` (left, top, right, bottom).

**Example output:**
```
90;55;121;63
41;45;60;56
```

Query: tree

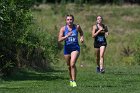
0;0;35;76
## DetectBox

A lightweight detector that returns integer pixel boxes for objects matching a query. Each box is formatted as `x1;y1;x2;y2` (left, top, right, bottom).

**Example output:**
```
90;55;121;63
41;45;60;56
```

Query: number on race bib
68;37;76;42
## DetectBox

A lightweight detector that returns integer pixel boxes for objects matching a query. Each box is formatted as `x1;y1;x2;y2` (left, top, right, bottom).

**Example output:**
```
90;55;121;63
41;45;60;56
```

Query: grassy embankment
0;4;140;93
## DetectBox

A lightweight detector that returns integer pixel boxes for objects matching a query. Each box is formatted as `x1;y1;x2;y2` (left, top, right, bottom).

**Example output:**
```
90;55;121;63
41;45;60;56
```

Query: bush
0;0;33;76
0;0;60;76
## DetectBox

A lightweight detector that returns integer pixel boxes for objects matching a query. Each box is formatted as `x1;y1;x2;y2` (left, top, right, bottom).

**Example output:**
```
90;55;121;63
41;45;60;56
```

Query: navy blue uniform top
94;24;108;44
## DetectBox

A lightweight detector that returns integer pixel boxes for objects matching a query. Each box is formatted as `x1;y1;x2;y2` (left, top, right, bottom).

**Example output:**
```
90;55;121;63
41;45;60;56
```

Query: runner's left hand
80;36;84;43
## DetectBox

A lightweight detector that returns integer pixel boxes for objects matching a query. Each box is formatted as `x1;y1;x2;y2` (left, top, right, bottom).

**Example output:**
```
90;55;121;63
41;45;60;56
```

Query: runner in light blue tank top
58;14;84;87
64;25;78;45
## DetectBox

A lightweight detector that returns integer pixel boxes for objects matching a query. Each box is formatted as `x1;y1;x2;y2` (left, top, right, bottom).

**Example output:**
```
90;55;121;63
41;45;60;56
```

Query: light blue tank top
64;25;79;46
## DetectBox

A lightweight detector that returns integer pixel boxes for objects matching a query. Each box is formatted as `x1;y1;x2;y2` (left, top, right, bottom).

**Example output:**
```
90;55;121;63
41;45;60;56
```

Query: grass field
0;65;140;93
1;4;140;93
32;4;140;66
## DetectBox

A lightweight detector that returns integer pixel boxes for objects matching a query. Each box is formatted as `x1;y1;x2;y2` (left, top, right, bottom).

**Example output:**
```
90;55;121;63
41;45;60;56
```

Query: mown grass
0;65;140;93
1;4;140;93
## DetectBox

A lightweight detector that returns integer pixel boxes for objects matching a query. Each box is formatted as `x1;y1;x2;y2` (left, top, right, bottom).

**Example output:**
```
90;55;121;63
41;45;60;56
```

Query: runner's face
96;16;103;24
66;16;74;26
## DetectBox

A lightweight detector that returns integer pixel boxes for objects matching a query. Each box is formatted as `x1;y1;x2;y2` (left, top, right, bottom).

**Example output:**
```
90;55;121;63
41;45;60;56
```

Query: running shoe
72;81;77;87
100;69;105;73
96;66;100;73
70;81;73;86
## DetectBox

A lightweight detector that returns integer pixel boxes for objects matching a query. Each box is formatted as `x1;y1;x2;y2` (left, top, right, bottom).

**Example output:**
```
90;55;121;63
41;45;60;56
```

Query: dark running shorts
94;42;107;48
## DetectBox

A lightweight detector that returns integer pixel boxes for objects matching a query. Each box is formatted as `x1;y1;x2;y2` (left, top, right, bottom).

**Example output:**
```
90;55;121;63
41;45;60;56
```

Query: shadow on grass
80;85;118;88
2;69;68;81
107;71;140;76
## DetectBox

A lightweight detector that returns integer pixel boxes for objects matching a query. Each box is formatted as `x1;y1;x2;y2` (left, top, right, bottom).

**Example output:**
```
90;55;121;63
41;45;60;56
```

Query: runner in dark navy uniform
92;16;109;73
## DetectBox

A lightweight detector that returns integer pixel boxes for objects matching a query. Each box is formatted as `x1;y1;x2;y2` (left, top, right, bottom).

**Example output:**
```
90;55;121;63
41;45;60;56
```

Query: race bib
68;37;76;42
97;36;104;42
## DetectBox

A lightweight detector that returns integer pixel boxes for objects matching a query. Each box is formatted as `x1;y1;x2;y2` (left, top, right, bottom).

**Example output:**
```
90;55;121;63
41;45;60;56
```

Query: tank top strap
65;25;68;31
65;24;77;32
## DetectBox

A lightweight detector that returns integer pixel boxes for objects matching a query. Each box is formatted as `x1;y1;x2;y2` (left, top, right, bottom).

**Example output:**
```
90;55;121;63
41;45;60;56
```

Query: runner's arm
105;25;109;37
92;25;102;38
58;27;68;42
77;25;84;43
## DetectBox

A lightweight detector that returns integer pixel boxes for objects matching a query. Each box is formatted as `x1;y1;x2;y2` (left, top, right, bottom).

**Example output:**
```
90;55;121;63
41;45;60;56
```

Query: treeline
35;0;140;4
0;0;59;76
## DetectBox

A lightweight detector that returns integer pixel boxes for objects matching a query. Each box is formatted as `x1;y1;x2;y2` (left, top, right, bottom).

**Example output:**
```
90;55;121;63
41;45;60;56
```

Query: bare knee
70;64;75;68
100;54;104;59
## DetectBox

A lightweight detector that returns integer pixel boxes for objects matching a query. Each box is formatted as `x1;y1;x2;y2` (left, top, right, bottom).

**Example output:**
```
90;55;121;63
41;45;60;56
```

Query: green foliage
0;0;34;76
112;0;124;5
134;50;140;65
32;4;140;67
134;35;140;65
0;0;60;76
34;26;60;65
34;0;140;4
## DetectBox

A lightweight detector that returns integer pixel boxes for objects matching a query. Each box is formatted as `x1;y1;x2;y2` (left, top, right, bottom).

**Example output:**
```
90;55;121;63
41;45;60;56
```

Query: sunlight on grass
1;4;140;93
0;66;140;93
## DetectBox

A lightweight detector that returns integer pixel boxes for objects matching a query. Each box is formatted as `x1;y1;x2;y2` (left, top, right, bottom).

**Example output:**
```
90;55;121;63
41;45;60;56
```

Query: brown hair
96;15;103;21
66;14;74;21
